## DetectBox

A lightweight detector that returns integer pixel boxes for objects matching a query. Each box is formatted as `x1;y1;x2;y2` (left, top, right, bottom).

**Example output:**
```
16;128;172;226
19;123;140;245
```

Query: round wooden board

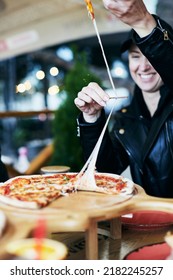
0;189;134;219
50;190;133;212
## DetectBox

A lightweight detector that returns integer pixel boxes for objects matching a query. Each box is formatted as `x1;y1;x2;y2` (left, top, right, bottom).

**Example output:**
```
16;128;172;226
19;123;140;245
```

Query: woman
74;0;173;198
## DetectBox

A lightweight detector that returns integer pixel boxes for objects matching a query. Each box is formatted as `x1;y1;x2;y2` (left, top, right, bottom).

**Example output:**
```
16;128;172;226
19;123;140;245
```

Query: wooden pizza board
1;185;173;223
0;189;134;221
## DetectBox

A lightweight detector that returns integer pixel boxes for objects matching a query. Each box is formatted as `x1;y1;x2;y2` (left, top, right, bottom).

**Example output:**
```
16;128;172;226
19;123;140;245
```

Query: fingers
103;0;115;10
78;82;109;106
74;97;85;108
102;0;156;36
74;82;110;122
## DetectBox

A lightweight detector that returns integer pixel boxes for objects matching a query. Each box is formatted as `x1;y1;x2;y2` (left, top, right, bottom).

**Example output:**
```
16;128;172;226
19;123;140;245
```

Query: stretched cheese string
76;102;115;190
75;1;121;190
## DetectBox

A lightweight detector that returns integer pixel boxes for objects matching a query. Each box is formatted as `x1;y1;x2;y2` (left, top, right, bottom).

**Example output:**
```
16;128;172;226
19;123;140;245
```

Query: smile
140;74;154;79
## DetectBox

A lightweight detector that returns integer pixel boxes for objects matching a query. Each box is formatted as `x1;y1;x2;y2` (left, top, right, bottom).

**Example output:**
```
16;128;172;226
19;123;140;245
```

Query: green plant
50;48;102;171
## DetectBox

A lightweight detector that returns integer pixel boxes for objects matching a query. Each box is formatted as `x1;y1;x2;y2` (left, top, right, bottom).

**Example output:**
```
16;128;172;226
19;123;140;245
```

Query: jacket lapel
115;115;146;171
142;102;173;161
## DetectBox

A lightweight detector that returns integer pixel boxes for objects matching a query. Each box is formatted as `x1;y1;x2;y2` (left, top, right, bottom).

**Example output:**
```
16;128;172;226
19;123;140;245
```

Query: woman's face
128;45;163;93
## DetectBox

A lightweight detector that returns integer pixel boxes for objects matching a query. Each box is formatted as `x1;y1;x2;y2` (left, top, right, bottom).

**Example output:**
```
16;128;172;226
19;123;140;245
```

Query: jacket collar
124;84;173;119
142;100;173;161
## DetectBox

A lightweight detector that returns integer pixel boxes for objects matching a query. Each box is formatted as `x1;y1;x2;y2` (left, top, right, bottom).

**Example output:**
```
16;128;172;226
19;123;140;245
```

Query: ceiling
0;0;130;60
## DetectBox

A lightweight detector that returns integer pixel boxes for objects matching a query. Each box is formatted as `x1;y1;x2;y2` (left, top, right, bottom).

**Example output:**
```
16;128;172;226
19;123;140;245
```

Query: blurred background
0;0;172;173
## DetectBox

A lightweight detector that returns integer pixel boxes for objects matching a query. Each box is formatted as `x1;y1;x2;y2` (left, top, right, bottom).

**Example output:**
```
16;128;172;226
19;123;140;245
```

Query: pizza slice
0;176;63;209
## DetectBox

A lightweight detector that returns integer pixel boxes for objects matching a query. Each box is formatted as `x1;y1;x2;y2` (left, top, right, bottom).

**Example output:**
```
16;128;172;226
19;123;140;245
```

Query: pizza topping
4;185;11;195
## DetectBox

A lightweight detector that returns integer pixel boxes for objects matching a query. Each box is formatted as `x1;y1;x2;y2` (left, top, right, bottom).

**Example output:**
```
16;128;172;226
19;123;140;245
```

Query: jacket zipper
157;18;173;44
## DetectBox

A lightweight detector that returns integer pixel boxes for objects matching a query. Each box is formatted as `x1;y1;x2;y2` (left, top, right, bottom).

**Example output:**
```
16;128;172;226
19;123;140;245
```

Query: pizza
0;173;134;209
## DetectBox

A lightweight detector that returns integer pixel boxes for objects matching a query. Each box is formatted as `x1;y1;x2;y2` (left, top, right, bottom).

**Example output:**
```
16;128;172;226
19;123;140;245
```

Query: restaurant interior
1;0;173;260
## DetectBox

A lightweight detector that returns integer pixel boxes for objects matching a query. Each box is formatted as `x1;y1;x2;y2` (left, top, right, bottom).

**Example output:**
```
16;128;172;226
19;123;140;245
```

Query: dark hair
120;30;134;53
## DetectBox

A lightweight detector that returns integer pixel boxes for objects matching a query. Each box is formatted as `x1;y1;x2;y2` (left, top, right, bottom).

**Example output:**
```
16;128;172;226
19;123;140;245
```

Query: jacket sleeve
0;160;9;182
132;15;173;91
77;110;129;174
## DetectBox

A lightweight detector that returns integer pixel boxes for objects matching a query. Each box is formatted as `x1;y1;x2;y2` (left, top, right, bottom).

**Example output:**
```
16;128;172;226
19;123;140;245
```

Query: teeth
140;74;153;79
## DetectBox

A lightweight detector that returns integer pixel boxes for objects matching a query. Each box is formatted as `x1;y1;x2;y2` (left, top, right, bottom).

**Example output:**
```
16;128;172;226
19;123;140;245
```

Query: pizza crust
0;195;39;209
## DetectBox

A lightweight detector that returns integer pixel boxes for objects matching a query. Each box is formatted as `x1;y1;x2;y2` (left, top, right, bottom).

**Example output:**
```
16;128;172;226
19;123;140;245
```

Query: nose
140;57;151;71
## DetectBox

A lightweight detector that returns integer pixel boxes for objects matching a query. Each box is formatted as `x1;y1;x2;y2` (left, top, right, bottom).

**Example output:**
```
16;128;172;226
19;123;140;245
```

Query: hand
74;82;109;123
102;0;156;37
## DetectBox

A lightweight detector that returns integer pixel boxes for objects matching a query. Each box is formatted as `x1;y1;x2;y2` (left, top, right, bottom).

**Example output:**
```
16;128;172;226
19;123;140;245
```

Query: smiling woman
75;0;173;198
0;0;172;185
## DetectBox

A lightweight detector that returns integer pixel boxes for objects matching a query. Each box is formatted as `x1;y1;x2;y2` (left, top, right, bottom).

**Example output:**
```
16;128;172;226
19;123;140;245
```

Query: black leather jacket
77;16;173;198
